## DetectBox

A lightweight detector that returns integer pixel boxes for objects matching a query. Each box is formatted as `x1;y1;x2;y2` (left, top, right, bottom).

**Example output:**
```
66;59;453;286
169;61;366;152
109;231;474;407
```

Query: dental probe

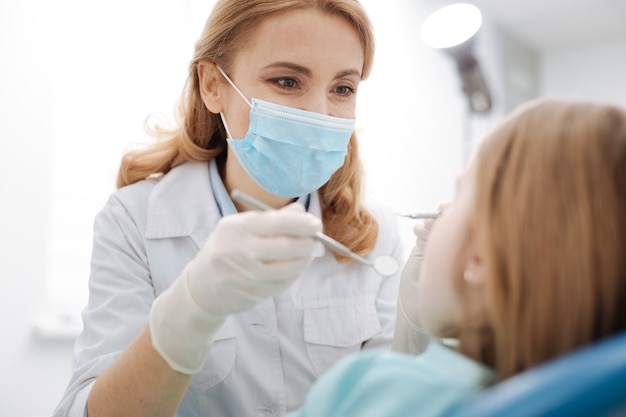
397;212;440;220
231;189;400;277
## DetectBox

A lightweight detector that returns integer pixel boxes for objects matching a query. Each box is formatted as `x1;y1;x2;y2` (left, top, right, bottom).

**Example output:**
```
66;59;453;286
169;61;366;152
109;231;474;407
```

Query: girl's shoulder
290;346;494;417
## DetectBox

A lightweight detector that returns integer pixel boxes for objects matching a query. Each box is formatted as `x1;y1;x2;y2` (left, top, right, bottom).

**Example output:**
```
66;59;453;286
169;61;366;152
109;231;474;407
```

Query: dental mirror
231;189;400;277
371;254;400;277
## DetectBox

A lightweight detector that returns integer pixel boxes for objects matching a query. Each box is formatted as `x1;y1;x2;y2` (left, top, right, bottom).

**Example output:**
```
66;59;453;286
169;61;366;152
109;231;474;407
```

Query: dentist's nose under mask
217;66;356;198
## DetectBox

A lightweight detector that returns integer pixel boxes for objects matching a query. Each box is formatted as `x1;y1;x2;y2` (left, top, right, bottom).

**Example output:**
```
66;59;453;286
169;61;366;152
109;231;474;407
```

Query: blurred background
1;0;625;415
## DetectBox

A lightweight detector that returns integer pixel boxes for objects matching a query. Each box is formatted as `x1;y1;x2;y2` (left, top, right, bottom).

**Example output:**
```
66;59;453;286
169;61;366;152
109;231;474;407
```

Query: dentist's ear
197;60;225;113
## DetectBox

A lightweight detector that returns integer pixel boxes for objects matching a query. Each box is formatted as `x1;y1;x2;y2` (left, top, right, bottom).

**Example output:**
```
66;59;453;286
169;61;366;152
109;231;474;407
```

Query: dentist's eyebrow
262;62;312;76
262;62;362;80
334;69;362;80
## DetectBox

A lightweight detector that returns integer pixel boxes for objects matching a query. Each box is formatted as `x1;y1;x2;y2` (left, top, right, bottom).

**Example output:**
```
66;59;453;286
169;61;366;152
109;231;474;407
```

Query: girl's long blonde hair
458;99;626;378
116;0;378;261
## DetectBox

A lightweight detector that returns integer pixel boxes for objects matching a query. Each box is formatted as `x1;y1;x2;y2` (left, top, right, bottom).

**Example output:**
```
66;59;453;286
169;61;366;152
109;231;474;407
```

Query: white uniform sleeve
52;186;154;417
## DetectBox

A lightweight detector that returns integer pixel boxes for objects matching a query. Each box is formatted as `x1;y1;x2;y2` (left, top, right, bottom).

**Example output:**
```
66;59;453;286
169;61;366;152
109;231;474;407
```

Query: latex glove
150;203;322;374
392;203;446;354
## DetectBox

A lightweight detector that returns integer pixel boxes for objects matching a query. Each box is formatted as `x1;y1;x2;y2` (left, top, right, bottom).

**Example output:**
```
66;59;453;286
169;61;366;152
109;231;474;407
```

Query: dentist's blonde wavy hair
115;0;377;261
458;99;626;379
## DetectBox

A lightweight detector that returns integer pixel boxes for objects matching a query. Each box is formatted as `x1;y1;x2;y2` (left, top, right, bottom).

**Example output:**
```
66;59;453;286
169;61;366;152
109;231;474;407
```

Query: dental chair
443;330;626;417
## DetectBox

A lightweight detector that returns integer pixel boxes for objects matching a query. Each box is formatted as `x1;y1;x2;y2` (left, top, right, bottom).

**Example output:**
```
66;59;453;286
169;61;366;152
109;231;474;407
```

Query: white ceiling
468;0;626;51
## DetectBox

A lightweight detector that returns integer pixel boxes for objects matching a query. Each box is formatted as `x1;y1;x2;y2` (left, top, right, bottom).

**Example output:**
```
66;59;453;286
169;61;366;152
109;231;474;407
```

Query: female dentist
52;1;404;416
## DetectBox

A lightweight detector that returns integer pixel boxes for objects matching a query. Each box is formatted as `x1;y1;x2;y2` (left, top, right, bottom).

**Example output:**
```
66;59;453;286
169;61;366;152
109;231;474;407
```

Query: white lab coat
53;161;404;417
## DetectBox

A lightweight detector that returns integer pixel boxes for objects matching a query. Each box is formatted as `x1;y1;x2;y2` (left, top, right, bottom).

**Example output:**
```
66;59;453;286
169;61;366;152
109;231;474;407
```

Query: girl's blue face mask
217;66;356;198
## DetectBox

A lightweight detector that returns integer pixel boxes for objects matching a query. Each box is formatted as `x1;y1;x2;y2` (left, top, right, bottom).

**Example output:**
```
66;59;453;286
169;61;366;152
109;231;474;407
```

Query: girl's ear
463;243;486;287
461;241;490;332
197;60;225;113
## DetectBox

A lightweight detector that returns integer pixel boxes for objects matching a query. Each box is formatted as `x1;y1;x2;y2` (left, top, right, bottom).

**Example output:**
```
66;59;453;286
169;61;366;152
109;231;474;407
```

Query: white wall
0;0;552;415
0;2;66;415
0;2;212;416
540;35;626;108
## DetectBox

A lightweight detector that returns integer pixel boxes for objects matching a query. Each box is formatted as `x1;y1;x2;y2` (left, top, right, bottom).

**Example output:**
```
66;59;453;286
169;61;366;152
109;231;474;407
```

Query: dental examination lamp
421;3;492;113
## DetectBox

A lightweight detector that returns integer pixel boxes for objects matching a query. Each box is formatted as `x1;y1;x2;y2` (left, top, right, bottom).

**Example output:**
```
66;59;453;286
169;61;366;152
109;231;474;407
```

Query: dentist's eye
273;78;298;90
334;85;355;97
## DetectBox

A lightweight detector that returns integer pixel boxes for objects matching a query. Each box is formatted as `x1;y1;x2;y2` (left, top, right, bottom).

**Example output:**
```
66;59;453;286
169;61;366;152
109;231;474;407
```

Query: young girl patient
287;98;626;417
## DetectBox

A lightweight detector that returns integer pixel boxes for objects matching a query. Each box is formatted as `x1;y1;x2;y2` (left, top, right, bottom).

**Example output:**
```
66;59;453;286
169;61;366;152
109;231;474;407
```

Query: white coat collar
144;162;220;248
144;161;323;251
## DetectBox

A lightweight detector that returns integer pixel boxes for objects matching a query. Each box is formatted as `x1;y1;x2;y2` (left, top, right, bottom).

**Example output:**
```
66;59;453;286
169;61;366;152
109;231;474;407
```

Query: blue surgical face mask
217;66;356;198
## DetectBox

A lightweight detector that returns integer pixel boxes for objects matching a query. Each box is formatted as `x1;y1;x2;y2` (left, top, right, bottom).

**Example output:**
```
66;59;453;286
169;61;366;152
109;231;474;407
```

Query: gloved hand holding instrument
392;203;446;354
150;202;322;374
